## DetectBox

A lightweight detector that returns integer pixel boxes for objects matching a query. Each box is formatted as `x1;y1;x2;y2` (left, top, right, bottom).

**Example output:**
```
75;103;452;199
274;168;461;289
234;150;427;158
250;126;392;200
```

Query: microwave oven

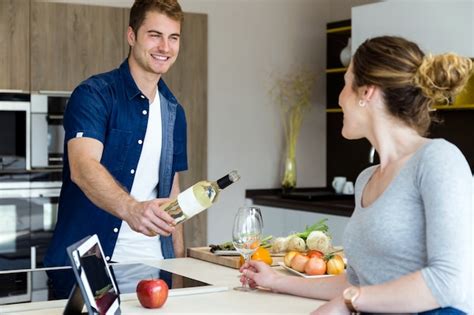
0;93;31;171
30;93;69;169
0;92;69;171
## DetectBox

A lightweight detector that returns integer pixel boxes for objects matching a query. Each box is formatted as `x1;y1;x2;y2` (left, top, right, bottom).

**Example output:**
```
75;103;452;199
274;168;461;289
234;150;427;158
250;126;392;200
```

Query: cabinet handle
38;90;72;97
48;157;63;162
0;89;29;93
30;246;37;269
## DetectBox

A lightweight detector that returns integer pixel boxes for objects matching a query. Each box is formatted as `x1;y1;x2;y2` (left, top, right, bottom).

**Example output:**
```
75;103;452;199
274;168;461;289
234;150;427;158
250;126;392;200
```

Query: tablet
66;235;120;315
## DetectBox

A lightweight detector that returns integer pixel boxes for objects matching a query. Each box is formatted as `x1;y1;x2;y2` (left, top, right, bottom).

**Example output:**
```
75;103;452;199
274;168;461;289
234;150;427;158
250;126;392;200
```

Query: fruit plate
278;262;335;278
213;250;285;257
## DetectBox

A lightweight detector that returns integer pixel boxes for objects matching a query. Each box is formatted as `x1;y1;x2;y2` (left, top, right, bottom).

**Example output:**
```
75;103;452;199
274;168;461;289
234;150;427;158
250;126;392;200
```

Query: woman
241;36;473;314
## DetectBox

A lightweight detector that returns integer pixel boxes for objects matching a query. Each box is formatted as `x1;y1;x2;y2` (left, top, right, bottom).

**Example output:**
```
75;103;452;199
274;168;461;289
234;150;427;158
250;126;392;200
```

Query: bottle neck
216;174;234;190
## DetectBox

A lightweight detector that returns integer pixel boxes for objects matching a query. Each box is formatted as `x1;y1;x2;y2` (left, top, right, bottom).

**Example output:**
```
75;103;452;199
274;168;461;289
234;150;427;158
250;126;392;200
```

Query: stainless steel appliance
0;93;30;171
0;182;61;272
30;92;70;169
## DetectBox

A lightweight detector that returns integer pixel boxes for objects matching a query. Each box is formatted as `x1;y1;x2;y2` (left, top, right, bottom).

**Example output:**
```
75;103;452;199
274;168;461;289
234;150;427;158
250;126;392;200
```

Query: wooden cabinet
0;0;30;91
164;13;208;249
31;1;125;92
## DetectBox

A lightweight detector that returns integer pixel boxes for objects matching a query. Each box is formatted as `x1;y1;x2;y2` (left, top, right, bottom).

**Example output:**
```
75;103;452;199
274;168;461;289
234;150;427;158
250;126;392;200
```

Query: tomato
240;246;273;266
290;253;309;273
306;250;324;259
304;257;326;275
326;254;345;275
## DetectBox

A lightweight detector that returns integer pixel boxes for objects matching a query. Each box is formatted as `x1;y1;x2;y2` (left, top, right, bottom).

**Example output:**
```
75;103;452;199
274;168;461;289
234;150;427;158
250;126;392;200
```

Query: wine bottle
163;171;240;224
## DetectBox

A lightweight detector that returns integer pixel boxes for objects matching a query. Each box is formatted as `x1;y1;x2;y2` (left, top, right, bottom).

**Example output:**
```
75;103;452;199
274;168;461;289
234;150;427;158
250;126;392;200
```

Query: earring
358;100;366;107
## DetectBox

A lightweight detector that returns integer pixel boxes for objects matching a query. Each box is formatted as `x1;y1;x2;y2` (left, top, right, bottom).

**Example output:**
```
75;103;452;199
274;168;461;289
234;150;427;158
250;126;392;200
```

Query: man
45;0;187;297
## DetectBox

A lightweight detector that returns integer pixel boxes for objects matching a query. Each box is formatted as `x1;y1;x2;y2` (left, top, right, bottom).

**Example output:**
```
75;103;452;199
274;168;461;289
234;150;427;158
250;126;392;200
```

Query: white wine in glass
232;206;263;291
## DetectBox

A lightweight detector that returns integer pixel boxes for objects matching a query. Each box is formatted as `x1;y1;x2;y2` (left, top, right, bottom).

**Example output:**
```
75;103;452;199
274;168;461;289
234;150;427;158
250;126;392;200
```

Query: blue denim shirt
45;59;188;272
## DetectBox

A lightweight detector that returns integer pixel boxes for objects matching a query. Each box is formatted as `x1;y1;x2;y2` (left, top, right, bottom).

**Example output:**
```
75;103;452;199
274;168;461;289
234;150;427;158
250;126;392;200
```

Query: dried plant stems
272;70;315;188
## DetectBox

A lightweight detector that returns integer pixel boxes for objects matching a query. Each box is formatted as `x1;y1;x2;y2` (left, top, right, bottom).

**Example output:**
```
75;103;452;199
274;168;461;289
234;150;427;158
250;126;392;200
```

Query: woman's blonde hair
352;36;473;135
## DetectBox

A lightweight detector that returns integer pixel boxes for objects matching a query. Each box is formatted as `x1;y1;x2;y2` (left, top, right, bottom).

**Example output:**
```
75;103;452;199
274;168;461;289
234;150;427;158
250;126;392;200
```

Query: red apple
136;279;169;309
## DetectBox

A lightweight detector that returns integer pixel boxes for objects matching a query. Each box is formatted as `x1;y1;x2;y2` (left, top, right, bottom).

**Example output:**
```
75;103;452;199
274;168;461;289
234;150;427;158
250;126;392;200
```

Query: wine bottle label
163;199;187;223
177;186;207;218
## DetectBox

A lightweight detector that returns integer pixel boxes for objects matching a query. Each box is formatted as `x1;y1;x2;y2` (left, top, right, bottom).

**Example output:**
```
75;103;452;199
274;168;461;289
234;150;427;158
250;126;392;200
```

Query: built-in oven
0;93;30;171
0;182;61;271
30;92;70;169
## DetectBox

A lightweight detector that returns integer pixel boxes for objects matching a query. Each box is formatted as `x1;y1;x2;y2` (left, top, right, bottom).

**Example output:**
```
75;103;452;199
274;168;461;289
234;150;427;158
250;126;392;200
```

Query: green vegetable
209;235;273;253
293;218;329;240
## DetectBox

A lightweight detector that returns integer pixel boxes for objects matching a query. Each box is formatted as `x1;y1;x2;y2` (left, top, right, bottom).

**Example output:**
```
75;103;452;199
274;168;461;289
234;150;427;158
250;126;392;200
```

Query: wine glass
232;206;263;291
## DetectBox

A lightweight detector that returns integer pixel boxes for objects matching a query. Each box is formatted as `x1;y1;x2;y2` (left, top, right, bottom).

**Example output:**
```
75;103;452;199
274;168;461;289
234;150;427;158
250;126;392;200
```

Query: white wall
177;0;329;244
352;0;474;56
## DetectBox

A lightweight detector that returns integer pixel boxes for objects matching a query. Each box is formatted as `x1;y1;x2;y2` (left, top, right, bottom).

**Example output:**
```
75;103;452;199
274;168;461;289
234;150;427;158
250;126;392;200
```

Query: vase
340;37;352;67
281;155;297;191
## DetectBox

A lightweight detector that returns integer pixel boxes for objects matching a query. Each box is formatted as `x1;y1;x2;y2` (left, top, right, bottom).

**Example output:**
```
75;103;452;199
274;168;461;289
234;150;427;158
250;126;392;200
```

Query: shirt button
140;95;145;99
106;256;110;261
130;169;135;174
138;139;143;144
142;110;147;115
113;228;118;233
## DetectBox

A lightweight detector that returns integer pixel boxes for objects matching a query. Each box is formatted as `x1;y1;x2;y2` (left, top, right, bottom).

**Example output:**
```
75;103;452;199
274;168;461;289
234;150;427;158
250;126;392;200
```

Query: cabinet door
164;13;208;249
0;0;29;91
31;2;125;92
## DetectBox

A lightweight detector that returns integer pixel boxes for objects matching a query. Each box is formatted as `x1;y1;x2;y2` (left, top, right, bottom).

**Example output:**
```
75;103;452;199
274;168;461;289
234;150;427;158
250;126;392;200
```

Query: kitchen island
0;258;325;314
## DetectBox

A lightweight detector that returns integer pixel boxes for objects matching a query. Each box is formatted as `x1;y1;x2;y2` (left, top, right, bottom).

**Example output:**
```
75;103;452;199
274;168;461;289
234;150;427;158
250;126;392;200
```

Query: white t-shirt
112;92;163;262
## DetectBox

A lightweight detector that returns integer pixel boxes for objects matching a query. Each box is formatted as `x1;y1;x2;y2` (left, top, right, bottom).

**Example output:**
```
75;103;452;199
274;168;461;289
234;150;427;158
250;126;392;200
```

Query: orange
239;247;273;266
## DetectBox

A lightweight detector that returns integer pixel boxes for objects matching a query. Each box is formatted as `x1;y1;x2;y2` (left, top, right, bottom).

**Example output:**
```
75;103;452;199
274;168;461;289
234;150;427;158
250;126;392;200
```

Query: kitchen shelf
326;105;474;113
327;26;351;33
326;67;347;73
246;188;355;217
433;104;474;110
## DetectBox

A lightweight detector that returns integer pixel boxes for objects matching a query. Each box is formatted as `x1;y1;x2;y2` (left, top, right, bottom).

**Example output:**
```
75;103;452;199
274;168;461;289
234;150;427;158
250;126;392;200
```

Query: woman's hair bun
413;53;473;104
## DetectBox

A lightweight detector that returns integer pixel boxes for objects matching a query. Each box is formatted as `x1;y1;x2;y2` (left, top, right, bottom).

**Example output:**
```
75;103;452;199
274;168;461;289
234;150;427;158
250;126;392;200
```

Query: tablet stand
63;284;88;315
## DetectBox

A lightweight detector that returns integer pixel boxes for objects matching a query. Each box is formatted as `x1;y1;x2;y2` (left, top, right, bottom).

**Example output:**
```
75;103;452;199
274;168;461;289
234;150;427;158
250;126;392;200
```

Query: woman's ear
362;85;376;102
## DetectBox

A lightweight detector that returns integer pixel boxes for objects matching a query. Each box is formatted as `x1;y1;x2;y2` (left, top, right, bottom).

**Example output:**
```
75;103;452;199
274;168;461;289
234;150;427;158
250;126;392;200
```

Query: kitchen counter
246;188;355;217
0;258;325;314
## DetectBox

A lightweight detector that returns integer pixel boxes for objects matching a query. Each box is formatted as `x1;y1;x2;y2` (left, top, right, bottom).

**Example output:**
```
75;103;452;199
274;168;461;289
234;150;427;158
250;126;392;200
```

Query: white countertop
0;257;325;314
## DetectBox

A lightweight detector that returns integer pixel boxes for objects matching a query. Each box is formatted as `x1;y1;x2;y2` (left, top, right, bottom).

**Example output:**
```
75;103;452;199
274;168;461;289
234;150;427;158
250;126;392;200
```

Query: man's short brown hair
129;0;184;34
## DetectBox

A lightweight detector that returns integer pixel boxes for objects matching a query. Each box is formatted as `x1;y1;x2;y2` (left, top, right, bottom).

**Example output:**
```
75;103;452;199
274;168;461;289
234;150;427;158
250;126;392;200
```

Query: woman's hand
239;260;282;291
310;296;349;315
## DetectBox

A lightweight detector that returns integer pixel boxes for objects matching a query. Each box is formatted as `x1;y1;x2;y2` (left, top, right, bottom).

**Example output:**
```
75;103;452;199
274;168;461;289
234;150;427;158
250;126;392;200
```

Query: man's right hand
124;198;176;237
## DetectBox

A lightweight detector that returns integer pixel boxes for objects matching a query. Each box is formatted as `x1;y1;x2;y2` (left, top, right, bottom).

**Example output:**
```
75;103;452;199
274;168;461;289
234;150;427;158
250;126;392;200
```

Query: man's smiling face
128;11;181;77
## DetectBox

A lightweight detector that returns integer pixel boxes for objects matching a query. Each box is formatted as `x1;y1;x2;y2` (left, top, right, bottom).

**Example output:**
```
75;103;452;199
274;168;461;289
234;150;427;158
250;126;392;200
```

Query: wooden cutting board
187;247;283;269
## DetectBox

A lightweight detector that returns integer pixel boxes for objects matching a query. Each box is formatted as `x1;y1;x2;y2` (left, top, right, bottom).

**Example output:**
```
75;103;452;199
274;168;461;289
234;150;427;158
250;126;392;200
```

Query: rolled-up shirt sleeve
64;83;109;144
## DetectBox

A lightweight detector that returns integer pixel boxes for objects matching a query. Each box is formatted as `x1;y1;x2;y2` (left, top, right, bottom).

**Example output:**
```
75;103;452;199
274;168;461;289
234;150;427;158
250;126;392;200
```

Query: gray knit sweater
343;139;472;313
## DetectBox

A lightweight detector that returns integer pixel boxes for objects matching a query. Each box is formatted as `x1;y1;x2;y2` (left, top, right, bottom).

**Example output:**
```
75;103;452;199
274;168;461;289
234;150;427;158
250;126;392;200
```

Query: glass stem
243;254;250;288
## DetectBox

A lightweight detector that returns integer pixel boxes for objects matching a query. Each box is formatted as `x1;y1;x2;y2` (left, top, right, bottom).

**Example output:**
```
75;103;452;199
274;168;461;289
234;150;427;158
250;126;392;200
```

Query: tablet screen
67;235;120;315
79;243;119;313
